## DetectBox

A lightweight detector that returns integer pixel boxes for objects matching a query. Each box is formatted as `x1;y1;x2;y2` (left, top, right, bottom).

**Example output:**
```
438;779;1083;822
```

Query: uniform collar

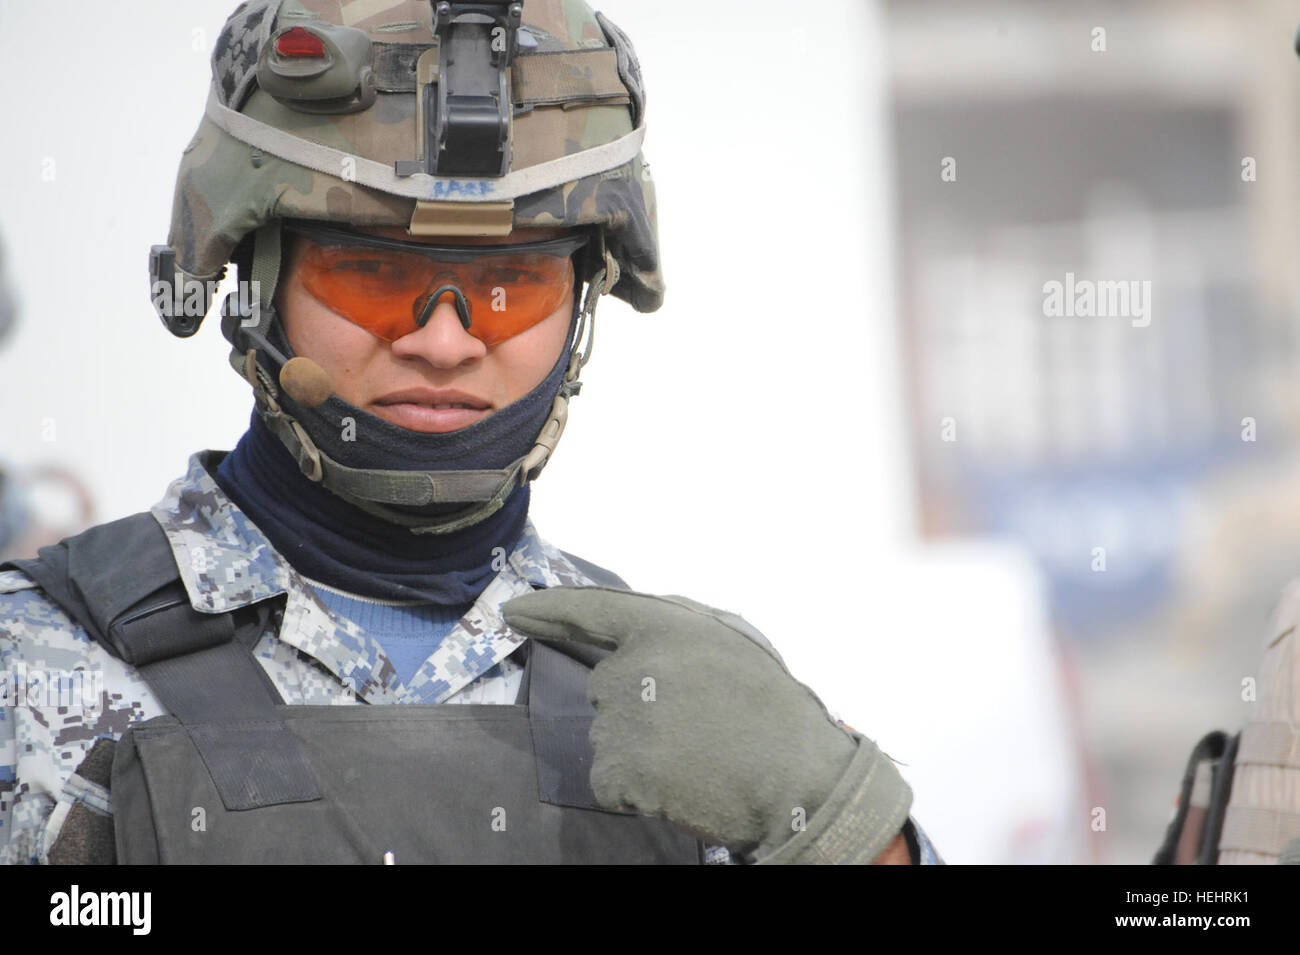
151;451;598;703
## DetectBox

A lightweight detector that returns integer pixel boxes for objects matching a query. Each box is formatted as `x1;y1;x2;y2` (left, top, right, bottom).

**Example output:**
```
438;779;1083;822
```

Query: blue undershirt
308;580;471;686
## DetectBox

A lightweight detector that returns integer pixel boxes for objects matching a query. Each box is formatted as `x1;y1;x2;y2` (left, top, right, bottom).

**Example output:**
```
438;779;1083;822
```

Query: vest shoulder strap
5;511;281;674
4;512;318;811
5;512;180;658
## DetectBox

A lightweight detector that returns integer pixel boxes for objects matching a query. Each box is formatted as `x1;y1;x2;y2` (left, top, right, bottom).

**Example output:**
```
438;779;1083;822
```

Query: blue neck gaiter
214;308;576;606
214;413;529;605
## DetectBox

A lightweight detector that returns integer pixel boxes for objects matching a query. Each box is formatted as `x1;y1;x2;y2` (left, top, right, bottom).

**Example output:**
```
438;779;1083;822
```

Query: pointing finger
502;587;663;652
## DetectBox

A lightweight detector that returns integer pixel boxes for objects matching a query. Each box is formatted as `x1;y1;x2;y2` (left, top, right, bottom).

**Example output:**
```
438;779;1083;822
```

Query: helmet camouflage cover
161;0;661;327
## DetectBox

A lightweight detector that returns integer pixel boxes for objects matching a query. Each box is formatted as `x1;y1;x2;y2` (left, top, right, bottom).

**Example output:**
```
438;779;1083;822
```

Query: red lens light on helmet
275;27;327;58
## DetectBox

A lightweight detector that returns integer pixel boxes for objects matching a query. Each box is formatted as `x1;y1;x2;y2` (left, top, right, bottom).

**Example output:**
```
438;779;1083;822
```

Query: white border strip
205;88;644;202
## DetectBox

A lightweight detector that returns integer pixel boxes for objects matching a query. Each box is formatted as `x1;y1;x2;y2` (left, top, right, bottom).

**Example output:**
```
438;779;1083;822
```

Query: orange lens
295;239;575;346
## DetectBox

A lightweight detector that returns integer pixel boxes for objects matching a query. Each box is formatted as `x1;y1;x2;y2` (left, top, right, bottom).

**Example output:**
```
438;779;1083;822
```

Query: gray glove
503;586;913;862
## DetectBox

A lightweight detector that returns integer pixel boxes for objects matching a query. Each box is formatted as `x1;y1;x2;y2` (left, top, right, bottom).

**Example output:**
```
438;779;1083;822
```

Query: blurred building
885;0;1300;862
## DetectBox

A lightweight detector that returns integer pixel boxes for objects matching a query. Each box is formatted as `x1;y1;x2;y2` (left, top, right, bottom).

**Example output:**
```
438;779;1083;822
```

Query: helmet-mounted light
274;26;327;59
255;20;377;114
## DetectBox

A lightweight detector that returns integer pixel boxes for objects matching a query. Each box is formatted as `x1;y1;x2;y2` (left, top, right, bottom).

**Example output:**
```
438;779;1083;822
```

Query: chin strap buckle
517;249;614;484
520;393;570;484
243;348;325;483
288;421;325;483
519;258;609;483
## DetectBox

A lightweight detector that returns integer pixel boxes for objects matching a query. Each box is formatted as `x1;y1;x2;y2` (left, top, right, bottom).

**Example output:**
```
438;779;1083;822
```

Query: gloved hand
502;586;913;862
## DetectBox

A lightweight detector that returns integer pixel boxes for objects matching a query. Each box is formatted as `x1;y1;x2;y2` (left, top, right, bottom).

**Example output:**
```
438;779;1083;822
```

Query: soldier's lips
372;388;492;432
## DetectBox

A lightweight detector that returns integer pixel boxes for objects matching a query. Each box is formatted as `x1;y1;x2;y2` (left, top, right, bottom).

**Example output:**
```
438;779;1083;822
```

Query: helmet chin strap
222;220;617;536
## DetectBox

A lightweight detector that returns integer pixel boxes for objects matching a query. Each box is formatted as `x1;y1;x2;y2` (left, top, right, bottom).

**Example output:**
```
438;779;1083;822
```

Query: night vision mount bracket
395;1;523;179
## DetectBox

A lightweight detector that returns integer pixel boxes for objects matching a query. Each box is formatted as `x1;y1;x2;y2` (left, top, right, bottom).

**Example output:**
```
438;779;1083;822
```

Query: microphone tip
279;356;333;408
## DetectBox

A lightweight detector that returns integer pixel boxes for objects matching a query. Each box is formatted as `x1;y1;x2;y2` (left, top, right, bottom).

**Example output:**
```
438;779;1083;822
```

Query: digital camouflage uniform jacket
0;452;939;865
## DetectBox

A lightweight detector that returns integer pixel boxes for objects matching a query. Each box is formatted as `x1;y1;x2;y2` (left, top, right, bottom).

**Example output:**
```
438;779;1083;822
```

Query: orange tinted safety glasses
284;222;587;347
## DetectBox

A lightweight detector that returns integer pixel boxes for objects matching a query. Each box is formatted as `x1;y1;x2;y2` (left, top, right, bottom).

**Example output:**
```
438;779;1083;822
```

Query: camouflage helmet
149;0;659;534
152;0;660;336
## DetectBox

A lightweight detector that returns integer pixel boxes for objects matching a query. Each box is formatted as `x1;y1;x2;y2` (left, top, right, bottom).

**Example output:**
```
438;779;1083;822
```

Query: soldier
0;0;937;865
1155;582;1300;865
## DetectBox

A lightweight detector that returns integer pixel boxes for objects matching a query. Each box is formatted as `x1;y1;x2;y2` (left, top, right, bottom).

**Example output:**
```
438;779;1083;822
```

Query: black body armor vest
8;513;701;864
